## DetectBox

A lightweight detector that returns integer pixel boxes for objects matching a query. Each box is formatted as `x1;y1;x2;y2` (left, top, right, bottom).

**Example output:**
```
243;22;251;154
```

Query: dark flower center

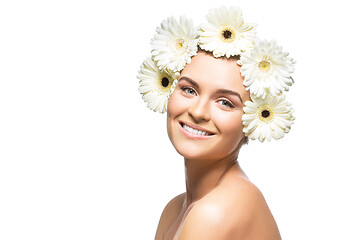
261;110;270;118
222;30;232;39
161;77;169;88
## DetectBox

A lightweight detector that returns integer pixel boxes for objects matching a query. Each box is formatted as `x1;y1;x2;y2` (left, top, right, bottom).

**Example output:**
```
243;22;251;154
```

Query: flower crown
137;6;296;142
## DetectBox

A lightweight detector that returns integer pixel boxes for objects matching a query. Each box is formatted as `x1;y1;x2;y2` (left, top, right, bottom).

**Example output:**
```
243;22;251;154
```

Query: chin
172;141;226;161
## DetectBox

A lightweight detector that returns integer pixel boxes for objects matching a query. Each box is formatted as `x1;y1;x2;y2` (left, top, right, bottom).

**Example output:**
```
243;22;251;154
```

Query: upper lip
179;121;215;135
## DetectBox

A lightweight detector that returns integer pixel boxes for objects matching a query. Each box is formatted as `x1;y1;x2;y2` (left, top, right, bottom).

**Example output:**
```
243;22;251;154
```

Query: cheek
167;91;190;117
167;94;176;137
167;92;187;138
214;109;244;141
167;92;178;116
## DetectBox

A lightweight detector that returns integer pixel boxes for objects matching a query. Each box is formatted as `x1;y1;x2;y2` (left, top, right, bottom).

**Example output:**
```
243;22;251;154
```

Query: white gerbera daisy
242;94;295;142
137;57;179;113
151;16;199;72
239;39;296;99
198;6;257;58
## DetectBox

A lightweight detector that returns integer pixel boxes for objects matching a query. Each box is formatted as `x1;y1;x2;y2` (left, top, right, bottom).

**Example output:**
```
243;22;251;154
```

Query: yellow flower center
220;26;236;43
176;39;184;50
258;59;271;73
258;105;274;122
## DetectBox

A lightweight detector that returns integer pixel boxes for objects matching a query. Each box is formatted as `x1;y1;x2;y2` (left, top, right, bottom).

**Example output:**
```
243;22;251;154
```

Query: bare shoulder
155;192;186;240
178;177;281;240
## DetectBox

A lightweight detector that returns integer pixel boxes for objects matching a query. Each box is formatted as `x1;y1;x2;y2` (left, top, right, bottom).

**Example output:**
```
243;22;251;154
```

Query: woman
137;6;295;240
158;50;282;239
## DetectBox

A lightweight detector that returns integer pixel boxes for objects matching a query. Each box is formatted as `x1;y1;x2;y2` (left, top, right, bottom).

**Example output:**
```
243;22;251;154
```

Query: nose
188;97;211;122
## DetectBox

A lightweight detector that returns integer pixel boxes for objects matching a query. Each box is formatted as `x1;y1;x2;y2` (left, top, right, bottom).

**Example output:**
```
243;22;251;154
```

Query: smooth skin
155;51;281;240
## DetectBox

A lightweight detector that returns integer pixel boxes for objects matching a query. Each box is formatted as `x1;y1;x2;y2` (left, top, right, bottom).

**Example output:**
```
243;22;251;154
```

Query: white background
1;0;359;239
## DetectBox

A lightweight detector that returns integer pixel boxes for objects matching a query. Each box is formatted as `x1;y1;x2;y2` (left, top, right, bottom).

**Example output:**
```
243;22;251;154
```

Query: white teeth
183;124;211;136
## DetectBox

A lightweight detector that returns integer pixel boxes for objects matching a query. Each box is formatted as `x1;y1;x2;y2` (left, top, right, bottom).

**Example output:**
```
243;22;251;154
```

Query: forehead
180;51;246;93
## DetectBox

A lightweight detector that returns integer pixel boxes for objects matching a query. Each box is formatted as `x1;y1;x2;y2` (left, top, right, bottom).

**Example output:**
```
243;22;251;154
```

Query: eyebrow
178;76;243;103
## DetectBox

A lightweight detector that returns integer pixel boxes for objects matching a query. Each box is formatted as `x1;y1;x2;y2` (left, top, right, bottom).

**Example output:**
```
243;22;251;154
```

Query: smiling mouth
180;122;215;136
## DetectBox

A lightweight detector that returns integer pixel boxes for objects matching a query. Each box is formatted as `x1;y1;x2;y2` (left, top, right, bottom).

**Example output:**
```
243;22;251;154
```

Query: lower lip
178;122;215;140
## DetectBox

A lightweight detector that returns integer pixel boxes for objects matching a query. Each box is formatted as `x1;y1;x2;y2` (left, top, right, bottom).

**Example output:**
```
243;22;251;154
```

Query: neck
183;149;241;207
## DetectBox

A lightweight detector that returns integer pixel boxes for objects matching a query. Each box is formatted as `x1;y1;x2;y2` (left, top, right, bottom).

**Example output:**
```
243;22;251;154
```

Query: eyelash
181;86;196;95
218;99;235;108
180;86;235;108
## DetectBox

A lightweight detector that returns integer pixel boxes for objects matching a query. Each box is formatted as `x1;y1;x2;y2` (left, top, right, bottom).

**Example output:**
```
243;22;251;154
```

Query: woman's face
167;51;250;161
